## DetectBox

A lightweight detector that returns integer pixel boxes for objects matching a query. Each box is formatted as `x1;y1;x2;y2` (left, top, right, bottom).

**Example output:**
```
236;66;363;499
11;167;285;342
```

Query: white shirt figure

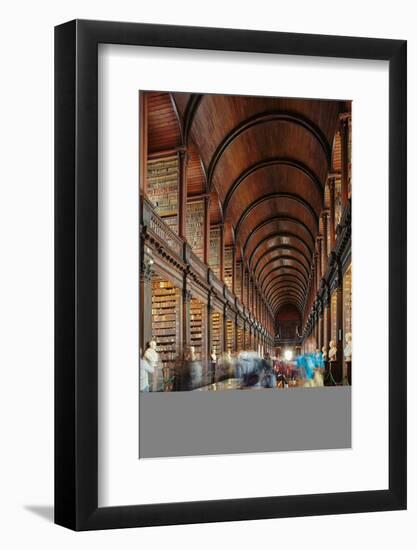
140;356;154;392
144;340;161;391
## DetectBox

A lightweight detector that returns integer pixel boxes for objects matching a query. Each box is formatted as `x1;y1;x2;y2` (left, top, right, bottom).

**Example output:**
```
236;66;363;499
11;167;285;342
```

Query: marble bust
328;339;337;360
344;332;352;361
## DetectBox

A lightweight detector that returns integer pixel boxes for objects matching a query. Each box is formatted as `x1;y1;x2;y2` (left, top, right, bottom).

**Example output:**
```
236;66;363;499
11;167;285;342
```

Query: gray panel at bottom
139;387;351;458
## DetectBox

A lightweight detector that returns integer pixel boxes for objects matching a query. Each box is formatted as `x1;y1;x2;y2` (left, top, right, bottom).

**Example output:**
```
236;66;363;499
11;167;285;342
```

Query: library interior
140;92;352;392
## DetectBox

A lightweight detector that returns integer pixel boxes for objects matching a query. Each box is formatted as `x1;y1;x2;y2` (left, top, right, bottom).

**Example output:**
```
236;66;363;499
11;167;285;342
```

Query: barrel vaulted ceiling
146;91;343;322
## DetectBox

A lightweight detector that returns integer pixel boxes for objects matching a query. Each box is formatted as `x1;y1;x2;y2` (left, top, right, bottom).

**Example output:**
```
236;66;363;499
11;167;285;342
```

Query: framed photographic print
55;19;407;530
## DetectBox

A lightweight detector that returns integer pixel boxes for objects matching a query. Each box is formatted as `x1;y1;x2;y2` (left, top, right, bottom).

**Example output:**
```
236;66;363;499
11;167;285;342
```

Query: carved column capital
140;256;153;283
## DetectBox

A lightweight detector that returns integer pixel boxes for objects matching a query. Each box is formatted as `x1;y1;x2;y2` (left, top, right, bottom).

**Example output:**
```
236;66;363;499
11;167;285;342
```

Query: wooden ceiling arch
263;266;309;299
248;233;313;269
235;193;319;243
264;268;308;296
206;110;332;188
222;157;323;217
265;279;308;305
269;287;305;306
253;245;311;277
272;296;304;312
242;217;316;258
271;293;304;310
259;257;310;290
263;274;307;296
154;92;341;316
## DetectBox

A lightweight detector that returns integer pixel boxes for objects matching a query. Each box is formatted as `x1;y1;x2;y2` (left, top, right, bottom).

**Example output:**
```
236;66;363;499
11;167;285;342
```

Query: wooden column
321;212;329;273
319;301;324;350
232;246;236;294
324;286;331;352
234;314;239;352
336;267;344;382
328;177;336;251
182;279;191;354
240;263;244;304
340;116;350;209
219;225;225;281
139;252;153;355
223;305;228;354
317;238;322;285
207;294;213;363
315;251;320;294
203;196;210;264
178;150;188;239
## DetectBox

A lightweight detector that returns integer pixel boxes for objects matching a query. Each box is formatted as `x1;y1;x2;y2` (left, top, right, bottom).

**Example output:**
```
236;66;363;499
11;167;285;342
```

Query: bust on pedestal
144;339;162;391
344;332;352;385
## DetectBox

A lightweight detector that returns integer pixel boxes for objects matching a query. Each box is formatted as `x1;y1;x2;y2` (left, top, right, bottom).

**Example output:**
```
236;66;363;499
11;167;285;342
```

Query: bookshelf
190;298;206;362
224;246;233;290
225;318;235;352
211;310;223;356
343;264;352;336
151;277;180;388
209;227;221;278
235;261;242;300
186;200;205;260
331;291;337;342
147;156;179;234
244;326;249;349
236;322;243;352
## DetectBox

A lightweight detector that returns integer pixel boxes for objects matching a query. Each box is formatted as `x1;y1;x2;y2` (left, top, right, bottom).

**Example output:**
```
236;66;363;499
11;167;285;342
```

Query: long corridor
140;91;352;392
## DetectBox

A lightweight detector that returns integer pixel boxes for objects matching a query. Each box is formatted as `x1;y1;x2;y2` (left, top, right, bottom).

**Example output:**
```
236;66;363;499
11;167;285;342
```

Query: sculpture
144;339;162;391
328;339;337;360
344;332;352;361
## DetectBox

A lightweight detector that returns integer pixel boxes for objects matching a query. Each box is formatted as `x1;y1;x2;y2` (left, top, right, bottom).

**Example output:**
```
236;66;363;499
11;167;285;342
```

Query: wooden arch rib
183;94;203;146
242;217;316;256
206;110;332;188
272;296;304;312
268;287;305;307
269;287;305;306
235;193;319;243
259;257;310;290
264;271;308;299
253;245;311;276
272;291;304;308
263;266;309;298
267;278;306;299
248;232;313;268
222;157;323;217
271;289;304;306
264;274;307;297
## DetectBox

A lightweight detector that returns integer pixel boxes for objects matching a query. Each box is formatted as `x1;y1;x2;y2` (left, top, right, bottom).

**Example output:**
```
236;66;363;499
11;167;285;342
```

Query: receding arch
264;270;308;298
207;110;332;188
242;216;316;256
269;287;305;307
263;266;309;298
259;257;310;290
248;232;313;268
272;295;304;312
253;245;311;277
235;193;319;244
183;94;203;146
223;157;323;217
264;275;307;298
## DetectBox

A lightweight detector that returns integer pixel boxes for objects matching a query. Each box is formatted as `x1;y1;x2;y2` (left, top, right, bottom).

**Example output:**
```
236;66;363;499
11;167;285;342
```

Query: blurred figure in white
140;351;154;392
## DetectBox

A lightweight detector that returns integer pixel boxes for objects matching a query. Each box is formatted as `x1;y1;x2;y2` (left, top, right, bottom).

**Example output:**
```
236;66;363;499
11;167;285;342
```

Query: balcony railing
141;196;270;336
142;198;184;258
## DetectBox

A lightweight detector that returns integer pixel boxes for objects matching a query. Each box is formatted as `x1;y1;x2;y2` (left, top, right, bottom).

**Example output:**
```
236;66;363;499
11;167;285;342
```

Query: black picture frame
55;19;407;531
